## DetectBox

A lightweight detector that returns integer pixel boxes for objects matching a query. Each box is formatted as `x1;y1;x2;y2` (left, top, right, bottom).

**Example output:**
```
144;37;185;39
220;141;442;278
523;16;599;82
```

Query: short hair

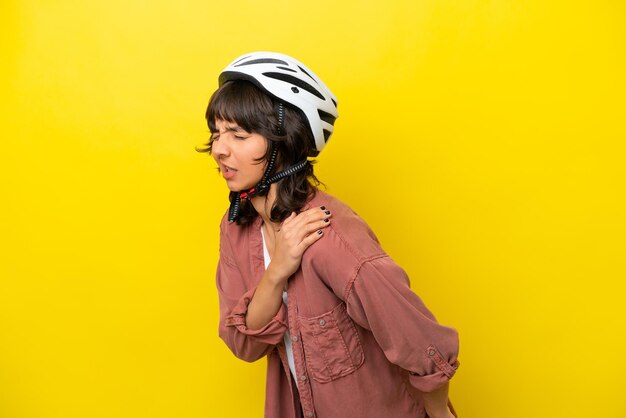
197;80;322;226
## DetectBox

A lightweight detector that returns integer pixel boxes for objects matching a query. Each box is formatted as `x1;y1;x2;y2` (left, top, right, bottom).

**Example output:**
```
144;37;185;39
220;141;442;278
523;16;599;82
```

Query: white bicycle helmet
218;51;338;156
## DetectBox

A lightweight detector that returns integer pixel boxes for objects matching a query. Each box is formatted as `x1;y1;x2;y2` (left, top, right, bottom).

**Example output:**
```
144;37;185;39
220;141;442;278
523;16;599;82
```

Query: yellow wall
1;1;624;417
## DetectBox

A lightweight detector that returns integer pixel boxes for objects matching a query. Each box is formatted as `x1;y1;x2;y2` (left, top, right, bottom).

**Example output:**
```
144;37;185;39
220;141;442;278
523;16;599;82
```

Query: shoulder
304;190;386;265
218;210;260;255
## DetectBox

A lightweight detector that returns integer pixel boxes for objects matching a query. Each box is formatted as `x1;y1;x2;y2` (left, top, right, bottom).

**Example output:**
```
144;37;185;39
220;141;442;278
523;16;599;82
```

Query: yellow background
1;1;624;417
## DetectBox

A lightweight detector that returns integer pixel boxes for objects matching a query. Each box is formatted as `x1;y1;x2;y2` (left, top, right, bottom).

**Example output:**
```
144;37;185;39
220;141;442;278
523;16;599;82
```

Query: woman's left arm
421;381;455;418
344;256;460;407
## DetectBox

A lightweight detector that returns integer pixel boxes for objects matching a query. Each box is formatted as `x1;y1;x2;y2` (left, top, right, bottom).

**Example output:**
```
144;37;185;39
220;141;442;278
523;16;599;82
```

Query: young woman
199;52;460;418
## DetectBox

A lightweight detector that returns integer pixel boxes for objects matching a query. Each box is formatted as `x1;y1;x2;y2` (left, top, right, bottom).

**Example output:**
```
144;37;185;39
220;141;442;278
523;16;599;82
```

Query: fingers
281;206;331;240
292;206;331;250
275;206;330;247
289;206;331;227
298;225;326;250
270;206;331;278
279;211;297;227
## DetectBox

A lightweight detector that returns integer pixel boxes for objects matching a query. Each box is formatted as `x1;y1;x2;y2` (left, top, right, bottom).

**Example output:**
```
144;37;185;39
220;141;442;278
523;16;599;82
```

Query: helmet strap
227;159;309;222
275;101;285;135
228;102;308;223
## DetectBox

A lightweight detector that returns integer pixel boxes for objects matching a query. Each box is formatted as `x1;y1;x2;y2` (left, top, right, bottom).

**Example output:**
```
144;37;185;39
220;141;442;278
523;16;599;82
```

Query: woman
199;52;460;418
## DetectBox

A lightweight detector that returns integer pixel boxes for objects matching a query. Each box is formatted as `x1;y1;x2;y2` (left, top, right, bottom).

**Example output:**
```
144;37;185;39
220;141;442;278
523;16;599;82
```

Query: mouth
220;163;237;180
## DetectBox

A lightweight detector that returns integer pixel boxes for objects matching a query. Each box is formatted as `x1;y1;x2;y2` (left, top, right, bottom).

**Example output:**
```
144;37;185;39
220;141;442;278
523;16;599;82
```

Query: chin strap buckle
227;159;309;223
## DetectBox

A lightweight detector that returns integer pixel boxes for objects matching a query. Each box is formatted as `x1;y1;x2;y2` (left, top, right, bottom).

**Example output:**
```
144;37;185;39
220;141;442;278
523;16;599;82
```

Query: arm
245;208;331;330
217;208;331;361
216;252;287;362
344;257;460;399
422;381;456;418
242;266;286;330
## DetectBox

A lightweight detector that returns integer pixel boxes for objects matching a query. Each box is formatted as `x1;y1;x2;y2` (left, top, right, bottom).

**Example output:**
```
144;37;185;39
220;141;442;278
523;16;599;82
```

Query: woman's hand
423;382;455;418
266;206;331;284
427;408;455;418
245;206;331;330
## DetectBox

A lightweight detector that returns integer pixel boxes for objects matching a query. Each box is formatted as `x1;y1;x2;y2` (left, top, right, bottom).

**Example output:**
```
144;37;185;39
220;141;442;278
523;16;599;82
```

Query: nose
211;136;230;159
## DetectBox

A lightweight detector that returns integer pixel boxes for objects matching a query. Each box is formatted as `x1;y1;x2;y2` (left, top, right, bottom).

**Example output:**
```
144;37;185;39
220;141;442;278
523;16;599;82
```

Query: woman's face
211;119;268;192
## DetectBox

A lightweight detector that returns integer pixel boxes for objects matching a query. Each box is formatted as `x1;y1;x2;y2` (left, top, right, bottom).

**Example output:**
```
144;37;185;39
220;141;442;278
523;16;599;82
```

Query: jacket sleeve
216;222;288;363
345;255;460;392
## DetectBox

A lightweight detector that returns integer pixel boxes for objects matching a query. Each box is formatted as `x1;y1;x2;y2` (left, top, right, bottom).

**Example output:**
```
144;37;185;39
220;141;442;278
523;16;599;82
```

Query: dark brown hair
196;80;322;226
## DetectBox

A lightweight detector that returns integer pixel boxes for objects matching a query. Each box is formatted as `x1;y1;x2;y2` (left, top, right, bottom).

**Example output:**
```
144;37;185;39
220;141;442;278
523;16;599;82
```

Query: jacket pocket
299;303;365;383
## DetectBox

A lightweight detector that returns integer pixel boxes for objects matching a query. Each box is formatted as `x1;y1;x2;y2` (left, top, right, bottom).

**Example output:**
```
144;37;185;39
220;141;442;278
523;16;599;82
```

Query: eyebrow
224;125;246;132
211;125;247;137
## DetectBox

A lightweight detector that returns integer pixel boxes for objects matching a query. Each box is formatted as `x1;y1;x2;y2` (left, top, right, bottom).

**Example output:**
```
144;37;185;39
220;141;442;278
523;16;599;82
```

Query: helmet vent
235;58;288;67
262;72;325;100
298;65;317;83
277;66;297;73
318;109;336;126
232;55;251;65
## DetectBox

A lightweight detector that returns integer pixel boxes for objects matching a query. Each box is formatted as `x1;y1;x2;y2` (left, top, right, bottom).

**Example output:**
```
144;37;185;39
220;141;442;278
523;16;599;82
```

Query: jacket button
300;374;308;382
319;319;326;327
428;349;436;356
291;335;298;342
305;412;314;417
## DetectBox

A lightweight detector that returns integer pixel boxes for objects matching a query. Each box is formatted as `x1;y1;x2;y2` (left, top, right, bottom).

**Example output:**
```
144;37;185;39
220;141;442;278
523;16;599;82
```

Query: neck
250;183;279;228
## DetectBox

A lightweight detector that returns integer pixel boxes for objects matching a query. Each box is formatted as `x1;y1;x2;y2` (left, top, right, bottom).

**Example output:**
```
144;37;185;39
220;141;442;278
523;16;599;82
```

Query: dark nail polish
323;218;329;223
317;229;323;235
320;206;326;210
324;210;331;215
